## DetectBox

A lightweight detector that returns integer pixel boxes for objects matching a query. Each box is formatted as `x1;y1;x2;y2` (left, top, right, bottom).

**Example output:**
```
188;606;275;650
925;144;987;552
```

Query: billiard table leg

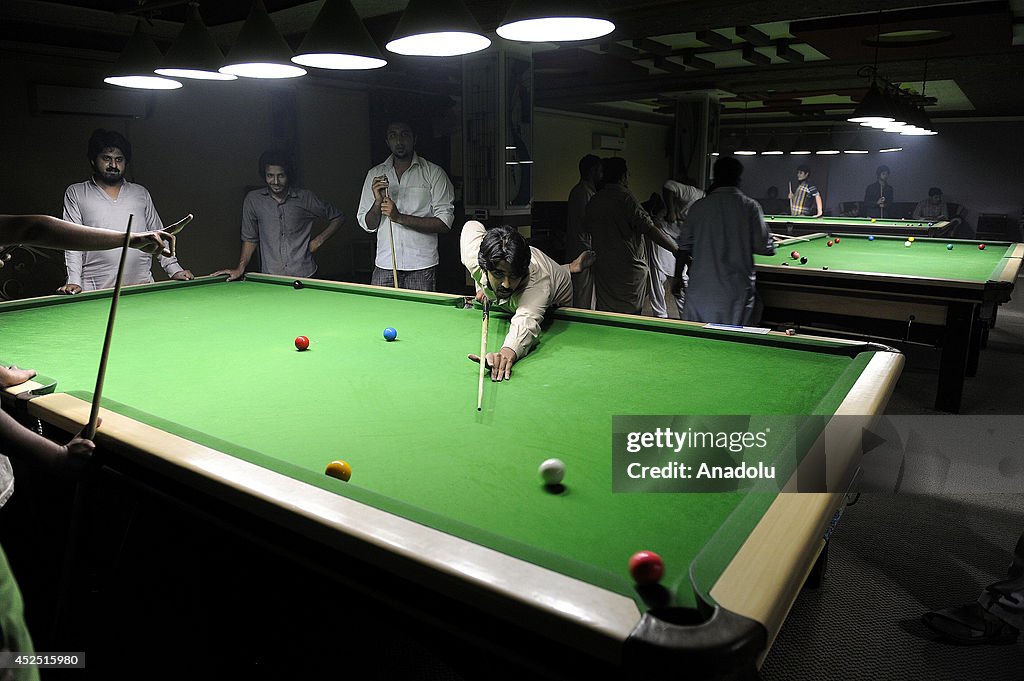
804;542;830;590
935;302;974;413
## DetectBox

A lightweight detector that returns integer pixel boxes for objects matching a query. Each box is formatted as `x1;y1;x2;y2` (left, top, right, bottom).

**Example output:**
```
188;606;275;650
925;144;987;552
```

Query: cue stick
384;185;399;289
85;215;133;439
477;297;490;411
162;213;194;256
54;215;134;638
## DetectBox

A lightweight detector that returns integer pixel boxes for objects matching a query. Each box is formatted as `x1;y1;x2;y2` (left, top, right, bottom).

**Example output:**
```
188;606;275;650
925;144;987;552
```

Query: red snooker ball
295;335;310;351
628;550;665;586
834;237;840;243
978;243;986;250
827;240;833;247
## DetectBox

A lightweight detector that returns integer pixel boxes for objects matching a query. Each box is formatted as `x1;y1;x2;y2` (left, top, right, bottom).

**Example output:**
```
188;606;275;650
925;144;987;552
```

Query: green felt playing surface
757;233;1016;281
764;215;940;229
0;277;879;609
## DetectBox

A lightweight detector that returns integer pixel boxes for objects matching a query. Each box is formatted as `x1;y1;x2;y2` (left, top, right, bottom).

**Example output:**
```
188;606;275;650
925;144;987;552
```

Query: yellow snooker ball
325;460;352;482
871;218;877;223
908;236;916;242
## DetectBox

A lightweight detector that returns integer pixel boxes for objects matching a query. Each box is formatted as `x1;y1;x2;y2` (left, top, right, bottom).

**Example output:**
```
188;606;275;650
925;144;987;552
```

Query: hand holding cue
477;298;490;411
85;215;133;439
384;185;398;289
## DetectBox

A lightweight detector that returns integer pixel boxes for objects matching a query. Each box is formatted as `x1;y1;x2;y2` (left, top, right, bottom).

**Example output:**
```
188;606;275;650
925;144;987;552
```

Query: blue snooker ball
868;235;875;241
383;327;398;342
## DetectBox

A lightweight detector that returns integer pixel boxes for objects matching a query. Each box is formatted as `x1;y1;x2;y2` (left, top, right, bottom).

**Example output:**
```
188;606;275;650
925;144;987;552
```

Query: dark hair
796;164;811;175
477;225;531;278
578;154;601;176
876;165;890;177
642;192;665;216
928;187;943;197
601;157;628;184
711;156;743;188
88;129;131;163
258;149;294;178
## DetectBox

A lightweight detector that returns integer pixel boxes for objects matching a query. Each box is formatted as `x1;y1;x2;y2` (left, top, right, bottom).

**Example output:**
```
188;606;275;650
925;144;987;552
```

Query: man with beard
215;149;345;281
460;221;594;381
58;129;193;294
356;121;455;291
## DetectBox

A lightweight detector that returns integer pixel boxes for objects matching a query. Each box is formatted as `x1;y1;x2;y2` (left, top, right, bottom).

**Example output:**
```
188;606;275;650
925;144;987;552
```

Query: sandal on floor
922;602;1020;645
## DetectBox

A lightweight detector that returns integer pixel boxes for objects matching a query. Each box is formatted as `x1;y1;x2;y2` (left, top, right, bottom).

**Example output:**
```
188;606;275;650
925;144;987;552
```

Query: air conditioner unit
593;134;626;151
31;84;148;119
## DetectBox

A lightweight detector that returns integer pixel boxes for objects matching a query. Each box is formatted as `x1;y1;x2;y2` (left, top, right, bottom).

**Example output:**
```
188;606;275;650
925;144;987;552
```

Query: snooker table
0;275;904;678
755;233;1023;413
764;214;950;237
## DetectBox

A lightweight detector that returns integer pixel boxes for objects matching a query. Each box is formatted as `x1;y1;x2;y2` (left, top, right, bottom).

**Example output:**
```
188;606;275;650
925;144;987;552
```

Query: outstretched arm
1;214;182;254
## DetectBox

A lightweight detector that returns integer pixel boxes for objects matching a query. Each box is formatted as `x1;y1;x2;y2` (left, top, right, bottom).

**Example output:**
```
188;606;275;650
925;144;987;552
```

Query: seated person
459;221;594;381
838;201;862;218
913;187;966;236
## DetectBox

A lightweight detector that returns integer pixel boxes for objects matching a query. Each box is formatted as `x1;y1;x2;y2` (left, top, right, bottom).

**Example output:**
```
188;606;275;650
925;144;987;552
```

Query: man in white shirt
647;179;704;318
58;129;193;294
460;221;594;381
356;122;455;291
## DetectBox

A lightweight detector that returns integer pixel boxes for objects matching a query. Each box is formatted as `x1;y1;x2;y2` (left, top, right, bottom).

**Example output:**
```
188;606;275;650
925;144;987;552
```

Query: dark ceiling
2;0;1023;127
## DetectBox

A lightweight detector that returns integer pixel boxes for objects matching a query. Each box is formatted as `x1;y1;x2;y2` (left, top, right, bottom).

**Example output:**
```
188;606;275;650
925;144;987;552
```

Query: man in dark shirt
863;165;894;218
215;150;344;280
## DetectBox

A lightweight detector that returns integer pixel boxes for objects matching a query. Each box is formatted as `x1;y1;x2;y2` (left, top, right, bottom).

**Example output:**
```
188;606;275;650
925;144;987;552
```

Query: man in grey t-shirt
58;129;194;294
215;150;344;281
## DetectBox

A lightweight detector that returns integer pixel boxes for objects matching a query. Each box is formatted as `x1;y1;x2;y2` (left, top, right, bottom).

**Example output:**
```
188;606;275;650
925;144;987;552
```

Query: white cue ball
539;458;565;485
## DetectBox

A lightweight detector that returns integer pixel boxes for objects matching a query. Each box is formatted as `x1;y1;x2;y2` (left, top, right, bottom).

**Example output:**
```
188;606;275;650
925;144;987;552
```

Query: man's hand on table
211;267;244;281
0;365;36;389
468;347;518;382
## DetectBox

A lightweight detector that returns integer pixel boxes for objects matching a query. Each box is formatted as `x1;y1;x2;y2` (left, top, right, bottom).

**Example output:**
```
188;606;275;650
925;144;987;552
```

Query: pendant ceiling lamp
105;22;182;90
386;0;490;57
156;4;237;80
221;0;306;79
292;0;387;70
761;136;784;155
497;0;615;42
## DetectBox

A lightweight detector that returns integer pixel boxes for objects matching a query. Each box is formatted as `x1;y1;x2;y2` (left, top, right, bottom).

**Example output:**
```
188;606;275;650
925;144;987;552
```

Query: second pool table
755;233;1023;412
0;276;904;678
764;214;950;237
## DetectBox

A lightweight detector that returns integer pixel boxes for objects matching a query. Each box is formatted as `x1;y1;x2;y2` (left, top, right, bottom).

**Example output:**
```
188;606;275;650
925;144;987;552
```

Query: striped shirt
790;182;820;216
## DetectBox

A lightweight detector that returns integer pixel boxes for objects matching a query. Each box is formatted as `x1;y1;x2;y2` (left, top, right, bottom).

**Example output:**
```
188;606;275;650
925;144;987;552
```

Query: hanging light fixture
292;0;387;70
848;82;895;126
843;133;870;154
815;136;841;155
497;0;614;42
386;0;490;56
789;133;813;155
734;137;758;155
761;136;784;155
156;4;237;80
220;0;306;79
105;21;182;90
